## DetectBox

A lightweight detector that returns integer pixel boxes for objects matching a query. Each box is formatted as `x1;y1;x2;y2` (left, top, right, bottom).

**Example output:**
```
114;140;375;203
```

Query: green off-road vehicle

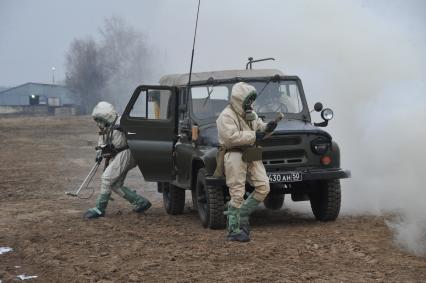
121;67;350;229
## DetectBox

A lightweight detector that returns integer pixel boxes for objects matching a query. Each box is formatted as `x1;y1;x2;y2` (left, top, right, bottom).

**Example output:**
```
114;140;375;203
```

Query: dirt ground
0;116;425;283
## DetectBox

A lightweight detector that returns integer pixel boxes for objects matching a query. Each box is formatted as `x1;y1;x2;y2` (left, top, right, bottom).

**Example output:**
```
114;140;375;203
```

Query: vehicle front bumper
205;168;351;187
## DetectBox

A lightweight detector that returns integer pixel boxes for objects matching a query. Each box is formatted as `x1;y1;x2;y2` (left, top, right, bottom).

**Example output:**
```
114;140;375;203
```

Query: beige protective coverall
92;102;136;198
216;82;270;208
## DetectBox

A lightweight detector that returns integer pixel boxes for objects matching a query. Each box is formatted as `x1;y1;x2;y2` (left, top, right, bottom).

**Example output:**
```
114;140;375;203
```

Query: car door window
130;89;172;119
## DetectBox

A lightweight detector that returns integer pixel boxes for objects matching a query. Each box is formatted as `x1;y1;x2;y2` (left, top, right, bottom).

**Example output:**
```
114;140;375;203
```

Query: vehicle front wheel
163;183;185;215
264;193;284;210
196;168;226;229
309;179;341;221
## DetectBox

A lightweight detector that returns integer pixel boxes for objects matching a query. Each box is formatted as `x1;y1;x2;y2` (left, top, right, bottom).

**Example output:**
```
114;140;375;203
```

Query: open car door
121;85;177;181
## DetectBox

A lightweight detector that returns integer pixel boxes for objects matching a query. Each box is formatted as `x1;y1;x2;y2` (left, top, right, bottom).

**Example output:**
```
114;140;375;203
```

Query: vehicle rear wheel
163;183;185;215
196;168;226;229
264;193;284;210
309;179;341;221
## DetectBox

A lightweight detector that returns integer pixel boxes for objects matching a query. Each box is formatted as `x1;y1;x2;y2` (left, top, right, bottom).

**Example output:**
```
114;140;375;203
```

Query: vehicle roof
159;69;284;86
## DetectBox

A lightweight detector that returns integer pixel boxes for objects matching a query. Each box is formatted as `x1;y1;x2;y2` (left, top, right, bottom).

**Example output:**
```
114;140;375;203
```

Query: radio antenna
188;0;201;86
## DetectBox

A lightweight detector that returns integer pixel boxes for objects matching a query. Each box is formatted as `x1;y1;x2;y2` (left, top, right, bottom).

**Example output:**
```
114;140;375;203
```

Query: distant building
0;82;79;106
0;83;80;116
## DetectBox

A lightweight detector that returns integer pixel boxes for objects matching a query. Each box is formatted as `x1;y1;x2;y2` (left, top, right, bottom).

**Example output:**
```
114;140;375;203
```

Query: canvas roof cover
159;69;284;86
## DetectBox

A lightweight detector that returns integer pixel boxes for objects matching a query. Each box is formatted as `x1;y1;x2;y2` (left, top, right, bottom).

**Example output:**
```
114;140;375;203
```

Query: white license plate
268;172;302;183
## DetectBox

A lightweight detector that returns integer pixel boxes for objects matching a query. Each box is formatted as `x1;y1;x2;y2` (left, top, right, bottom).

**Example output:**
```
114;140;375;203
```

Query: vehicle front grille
262;149;306;165
260;136;301;147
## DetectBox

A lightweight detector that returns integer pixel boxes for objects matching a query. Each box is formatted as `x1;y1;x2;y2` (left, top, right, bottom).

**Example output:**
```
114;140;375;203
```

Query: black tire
163;183;185;215
309;179;341;221
264;193;284;210
195;168;226;229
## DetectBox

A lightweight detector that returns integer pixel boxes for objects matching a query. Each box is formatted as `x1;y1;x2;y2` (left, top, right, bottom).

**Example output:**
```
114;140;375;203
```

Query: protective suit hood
92;101;118;126
229;82;257;117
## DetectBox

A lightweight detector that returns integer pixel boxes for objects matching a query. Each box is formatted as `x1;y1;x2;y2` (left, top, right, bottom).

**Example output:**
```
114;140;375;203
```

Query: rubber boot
83;192;110;219
120;186;151;213
239;193;261;236
224;204;250;242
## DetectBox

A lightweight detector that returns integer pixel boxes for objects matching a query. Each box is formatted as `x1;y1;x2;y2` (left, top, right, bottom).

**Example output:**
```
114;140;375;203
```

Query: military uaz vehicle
121;66;350;229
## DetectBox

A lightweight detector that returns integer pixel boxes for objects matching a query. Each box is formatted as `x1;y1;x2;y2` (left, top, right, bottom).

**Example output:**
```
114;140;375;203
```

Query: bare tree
98;16;152;112
65;38;105;114
65;16;154;114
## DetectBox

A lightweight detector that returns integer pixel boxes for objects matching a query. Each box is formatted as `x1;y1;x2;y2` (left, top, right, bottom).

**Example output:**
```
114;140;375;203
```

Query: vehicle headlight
313;144;329;155
321;108;334;120
311;137;331;155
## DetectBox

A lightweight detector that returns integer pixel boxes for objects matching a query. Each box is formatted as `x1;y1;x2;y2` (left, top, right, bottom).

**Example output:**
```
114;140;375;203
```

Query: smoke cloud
345;81;426;256
239;1;426;256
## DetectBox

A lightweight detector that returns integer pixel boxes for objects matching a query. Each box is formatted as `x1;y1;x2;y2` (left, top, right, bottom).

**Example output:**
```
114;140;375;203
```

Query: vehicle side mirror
314;102;323;112
179;105;187;113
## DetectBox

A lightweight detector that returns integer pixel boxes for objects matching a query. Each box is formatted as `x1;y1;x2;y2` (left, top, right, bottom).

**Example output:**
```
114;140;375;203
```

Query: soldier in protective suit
83;101;151;219
217;82;278;242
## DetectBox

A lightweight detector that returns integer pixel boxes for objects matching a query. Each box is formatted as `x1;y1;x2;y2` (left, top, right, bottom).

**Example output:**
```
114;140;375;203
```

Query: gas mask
243;91;257;121
94;117;109;132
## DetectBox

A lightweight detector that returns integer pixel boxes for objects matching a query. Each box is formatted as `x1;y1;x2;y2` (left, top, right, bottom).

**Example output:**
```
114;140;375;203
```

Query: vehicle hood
274;119;331;138
199;119;331;146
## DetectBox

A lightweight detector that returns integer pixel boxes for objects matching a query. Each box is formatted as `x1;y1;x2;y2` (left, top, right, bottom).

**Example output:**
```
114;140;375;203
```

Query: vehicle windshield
191;80;303;120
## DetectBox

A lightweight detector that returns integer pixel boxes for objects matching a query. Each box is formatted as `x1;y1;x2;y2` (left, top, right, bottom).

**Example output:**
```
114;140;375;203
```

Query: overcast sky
0;0;425;87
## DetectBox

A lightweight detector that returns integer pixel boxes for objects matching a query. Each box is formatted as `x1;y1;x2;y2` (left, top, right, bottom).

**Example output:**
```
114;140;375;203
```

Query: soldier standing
216;82;278;242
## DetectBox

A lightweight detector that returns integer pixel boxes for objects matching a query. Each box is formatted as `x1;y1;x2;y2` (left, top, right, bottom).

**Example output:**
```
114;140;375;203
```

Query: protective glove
265;121;277;133
95;150;103;163
255;131;266;142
